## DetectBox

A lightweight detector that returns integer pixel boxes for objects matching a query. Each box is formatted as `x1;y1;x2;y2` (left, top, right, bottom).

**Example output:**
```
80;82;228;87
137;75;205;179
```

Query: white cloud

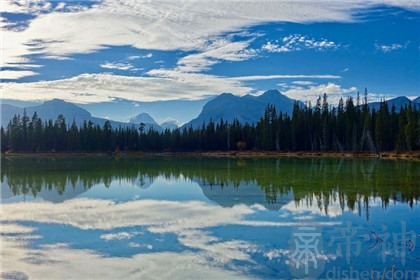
1;72;253;103
161;117;180;125
278;81;401;104
262;41;290;53
281;82;357;104
1;0;52;14
4;0;418;76
128;53;153;60
262;34;339;53
1;70;39;80
230;74;341;81
1;223;35;234
100;62;138;71
291;81;316;85
2;0;418;103
1;234;252;280
100;231;139;241
176;38;258;73
41;55;74;60
375;42;409;53
0;1;346;73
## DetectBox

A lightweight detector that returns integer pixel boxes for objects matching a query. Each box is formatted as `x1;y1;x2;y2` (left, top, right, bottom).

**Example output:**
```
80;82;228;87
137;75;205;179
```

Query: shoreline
1;151;419;160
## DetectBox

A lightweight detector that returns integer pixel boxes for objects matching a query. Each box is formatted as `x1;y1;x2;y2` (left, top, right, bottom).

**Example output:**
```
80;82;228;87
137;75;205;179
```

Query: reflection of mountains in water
1;157;418;214
1;176;91;203
130;175;154;189
195;178;293;210
13;175;154;203
36;179;88;203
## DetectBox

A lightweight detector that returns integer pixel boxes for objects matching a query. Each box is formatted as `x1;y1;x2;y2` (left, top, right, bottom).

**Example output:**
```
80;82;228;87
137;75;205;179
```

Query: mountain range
368;96;420;111
1;91;419;130
1;99;166;131
184;89;302;128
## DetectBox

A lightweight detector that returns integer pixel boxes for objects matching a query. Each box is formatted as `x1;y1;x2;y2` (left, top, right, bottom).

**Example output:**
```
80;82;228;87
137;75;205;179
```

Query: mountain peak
219;92;235;97
261;89;281;97
184;89;301;128
46;98;67;104
161;120;179;131
129;112;158;125
391;96;410;102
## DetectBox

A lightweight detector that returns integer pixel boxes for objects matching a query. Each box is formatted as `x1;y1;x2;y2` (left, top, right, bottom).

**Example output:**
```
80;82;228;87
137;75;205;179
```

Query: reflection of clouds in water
1;199;254;230
2;199;340;232
1;234;252;280
178;229;257;263
283;193;389;218
1;198;342;279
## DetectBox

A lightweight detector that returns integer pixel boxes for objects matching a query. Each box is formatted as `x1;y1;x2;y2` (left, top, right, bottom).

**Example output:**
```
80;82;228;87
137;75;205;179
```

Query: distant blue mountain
79;98;208;125
368;96;420;111
161;120;178;131
33;99;92;122
0;99;156;131
129;112;158;124
1;104;22;126
197;178;293;210
2;94;418;130
2;97;209;125
184;89;302;128
1;99;92;127
129;112;162;132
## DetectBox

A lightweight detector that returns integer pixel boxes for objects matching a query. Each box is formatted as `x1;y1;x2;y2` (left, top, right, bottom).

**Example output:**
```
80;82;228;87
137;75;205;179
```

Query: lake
1;157;419;279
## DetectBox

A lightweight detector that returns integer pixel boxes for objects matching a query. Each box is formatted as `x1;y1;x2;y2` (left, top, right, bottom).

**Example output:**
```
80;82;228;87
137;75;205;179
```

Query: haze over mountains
1;90;419;130
368;96;420;111
1;99;165;131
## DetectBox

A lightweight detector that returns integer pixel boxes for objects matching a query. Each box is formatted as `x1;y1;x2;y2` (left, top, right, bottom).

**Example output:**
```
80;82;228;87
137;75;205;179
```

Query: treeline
1;92;419;153
3;157;419;215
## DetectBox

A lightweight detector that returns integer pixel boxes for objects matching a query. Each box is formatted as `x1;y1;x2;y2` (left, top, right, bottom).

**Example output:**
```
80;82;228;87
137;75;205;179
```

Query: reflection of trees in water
1;157;418;216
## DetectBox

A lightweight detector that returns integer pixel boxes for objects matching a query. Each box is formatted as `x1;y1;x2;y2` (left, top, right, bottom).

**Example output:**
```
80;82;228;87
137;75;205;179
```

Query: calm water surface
1;157;419;279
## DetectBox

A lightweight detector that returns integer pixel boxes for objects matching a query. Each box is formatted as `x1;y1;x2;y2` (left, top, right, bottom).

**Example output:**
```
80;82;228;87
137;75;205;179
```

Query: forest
2;157;418;217
1;92;419;153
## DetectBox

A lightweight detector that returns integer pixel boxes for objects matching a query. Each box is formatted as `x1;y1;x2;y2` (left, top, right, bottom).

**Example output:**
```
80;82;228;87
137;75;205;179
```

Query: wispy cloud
1;71;347;103
100;231;139;241
1;72;253;103
281;82;357;104
1;233;251;280
100;62;139;71
2;0;53;14
291;81;316;85
128;53;153;60
176;37;258;73
4;0;418;77
230;74;341;81
1;70;39;80
262;34;339;53
2;0;418;103
375;42;409;53
41;55;74;61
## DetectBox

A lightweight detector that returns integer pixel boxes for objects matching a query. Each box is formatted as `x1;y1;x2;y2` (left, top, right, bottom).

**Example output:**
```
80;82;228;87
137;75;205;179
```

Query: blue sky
1;0;419;122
